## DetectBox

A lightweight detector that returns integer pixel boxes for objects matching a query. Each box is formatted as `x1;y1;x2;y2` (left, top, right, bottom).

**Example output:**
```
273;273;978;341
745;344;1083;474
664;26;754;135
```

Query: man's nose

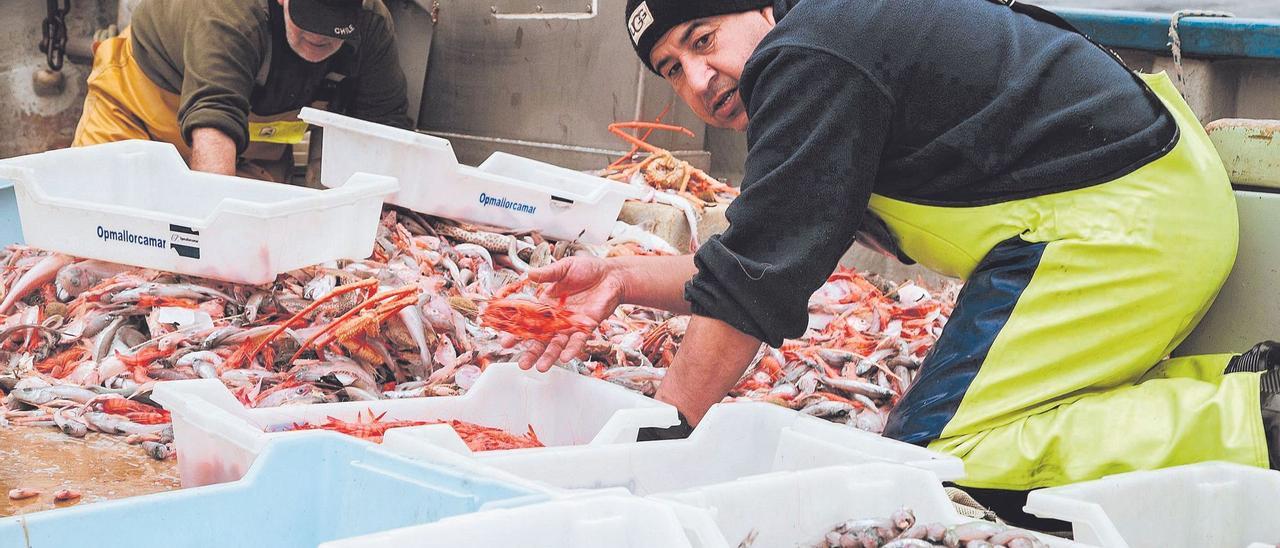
686;59;717;96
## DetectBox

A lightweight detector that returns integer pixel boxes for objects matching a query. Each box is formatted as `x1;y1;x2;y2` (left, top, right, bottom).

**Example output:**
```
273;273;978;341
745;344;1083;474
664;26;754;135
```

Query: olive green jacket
130;0;411;152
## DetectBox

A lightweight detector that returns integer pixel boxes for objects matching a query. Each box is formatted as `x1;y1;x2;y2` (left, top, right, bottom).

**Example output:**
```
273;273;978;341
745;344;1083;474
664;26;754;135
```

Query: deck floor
1;427;180;517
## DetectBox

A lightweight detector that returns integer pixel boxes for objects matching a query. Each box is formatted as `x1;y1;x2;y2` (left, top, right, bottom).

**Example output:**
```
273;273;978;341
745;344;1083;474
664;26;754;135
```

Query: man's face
648;9;775;132
280;0;345;63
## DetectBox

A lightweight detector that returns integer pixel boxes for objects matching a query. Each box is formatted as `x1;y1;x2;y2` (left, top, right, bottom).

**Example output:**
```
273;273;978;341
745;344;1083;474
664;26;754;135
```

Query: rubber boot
1226;340;1280;374
1260;369;1280;471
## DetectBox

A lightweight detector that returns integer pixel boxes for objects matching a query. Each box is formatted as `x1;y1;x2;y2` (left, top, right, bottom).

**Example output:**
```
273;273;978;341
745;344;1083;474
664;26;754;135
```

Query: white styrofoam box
0;140;397;284
1024;461;1280;548
0;431;547;548
656;464;1084;548
151;362;677;487
300;107;645;244
384;400;965;497
321;492;730;548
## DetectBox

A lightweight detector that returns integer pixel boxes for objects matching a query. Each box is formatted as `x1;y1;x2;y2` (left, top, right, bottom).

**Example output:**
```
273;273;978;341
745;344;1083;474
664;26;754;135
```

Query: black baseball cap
288;0;362;39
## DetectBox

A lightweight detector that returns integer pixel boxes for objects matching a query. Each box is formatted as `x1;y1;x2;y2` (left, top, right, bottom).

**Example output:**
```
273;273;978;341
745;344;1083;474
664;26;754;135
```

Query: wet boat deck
1;427;180;517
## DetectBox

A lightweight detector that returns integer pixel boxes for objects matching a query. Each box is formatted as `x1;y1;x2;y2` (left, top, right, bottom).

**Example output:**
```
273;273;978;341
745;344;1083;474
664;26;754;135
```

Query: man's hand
505;257;629;372
505;254;697;372
190;127;237;176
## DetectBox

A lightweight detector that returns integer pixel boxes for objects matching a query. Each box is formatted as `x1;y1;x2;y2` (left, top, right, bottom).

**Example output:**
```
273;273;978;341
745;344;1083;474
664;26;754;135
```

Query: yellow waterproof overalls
71;28;311;183
876;3;1266;490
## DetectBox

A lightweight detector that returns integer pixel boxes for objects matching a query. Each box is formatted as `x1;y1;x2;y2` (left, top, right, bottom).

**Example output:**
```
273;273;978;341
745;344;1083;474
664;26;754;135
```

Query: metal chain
1168;9;1233;92
39;0;71;71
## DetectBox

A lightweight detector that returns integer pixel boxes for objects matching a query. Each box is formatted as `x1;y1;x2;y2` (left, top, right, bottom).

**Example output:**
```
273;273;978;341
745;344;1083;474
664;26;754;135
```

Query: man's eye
694;32;713;50
666;64;682;78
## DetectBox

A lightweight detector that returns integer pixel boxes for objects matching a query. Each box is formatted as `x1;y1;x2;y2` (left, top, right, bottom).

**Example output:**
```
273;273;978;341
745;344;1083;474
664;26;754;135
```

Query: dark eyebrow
679;22;709;48
655;55;674;76
655;22;709;76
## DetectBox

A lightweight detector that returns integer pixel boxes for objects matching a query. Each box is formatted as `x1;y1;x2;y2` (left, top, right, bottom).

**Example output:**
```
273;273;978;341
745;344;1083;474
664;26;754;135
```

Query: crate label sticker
478;193;537;215
93;224;201;260
169;224;202;259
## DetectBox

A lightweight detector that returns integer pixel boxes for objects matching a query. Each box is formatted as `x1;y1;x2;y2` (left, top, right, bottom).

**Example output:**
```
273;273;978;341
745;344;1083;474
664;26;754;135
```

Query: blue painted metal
1051;7;1280;60
0;181;21;246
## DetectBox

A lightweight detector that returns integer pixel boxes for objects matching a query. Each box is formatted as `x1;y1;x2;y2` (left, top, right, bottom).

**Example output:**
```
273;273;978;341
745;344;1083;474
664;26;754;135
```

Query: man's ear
760;6;777;25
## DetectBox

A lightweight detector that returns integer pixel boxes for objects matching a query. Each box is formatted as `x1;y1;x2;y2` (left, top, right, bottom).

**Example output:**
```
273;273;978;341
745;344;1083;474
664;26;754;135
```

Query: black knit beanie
625;0;774;74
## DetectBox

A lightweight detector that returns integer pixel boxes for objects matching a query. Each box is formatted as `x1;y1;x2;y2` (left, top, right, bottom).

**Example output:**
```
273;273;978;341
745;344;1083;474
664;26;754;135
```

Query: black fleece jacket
684;0;1177;346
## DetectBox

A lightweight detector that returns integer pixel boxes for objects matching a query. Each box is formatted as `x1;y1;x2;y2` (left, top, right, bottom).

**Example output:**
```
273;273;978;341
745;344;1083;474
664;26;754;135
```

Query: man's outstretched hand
504;257;628;372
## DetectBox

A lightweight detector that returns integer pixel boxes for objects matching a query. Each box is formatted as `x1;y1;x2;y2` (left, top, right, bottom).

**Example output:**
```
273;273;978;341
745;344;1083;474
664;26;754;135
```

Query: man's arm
683;46;892;348
654;315;761;425
651;47;893;426
189;127;237;175
177;14;264;157
616;255;697;315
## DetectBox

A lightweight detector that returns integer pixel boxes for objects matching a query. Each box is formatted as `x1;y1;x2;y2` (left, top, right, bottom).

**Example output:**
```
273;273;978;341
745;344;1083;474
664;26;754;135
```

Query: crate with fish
151;362;678;487
0;140;397;285
382;399;964;497
321;492;729;548
654;463;1082;548
0;431;547;548
1023;461;1280;548
299;107;646;244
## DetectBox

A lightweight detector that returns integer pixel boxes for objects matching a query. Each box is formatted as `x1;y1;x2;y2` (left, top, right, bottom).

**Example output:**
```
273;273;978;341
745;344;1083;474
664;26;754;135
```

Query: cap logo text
334;24;355;36
628;2;653;45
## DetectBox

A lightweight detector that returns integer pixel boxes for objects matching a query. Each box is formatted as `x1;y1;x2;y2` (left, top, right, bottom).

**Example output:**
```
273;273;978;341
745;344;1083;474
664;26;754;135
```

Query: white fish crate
321;492;730;548
383;400;966;496
1024;461;1280;548
655;463;1086;548
300;107;645;244
0;431;548;548
151;362;678;487
0;140;397;285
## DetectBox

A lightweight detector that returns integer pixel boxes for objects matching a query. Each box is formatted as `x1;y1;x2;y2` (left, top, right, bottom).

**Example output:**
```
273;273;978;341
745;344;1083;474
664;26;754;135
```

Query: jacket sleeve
684;46;894;347
350;14;412;129
176;16;264;153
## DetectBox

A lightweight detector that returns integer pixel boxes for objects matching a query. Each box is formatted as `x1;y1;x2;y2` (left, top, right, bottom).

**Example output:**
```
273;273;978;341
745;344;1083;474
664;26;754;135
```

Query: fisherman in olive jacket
73;0;411;182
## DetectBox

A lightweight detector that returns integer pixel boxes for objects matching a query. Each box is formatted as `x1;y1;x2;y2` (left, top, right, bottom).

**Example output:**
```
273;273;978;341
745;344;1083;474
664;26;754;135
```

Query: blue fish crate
0;180;21;246
0;431;548;548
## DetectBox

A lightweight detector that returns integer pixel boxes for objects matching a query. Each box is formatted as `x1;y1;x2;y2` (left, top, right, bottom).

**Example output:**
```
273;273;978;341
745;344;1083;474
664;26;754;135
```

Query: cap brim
288;0;360;39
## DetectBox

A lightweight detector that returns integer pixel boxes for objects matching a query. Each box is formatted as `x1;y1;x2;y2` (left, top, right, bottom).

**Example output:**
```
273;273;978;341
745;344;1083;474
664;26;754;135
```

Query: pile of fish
0;146;960;458
806;507;1048;548
568;268;956;434
0;210;580;456
281;408;543;449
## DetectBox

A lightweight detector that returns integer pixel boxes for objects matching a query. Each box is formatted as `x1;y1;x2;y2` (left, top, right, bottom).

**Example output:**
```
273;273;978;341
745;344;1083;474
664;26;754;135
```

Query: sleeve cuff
181;108;249;154
684;272;784;348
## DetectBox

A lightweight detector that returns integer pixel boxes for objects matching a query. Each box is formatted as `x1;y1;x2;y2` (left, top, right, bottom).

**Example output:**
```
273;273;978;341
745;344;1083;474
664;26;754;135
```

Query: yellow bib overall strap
867;71;1265;490
247;119;309;145
72;28;191;160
